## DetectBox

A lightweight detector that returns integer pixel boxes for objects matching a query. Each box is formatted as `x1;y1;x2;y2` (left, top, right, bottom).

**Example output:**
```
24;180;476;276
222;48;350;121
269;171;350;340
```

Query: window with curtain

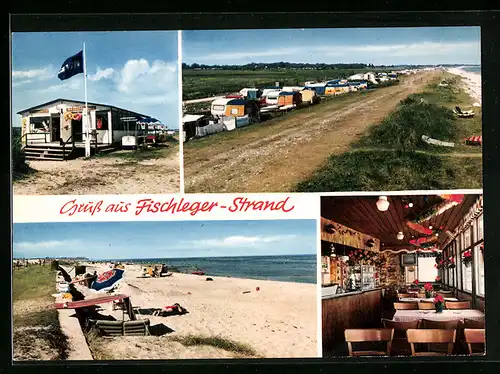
475;244;485;296
462;246;473;292
477;214;484;241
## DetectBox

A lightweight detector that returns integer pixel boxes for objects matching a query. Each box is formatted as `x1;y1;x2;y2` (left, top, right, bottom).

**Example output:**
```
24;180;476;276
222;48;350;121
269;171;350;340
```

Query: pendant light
376;196;390;211
397;231;404;240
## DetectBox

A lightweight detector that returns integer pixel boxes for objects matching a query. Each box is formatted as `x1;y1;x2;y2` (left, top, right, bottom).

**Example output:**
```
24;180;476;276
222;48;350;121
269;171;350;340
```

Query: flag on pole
58;50;84;80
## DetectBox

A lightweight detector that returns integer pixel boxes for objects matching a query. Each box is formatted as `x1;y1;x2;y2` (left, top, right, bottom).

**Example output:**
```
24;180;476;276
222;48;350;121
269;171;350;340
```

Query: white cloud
12;79;32;87
186;235;298;248
12;66;53;80
15;239;81;249
319;41;479;58
88;67;115;81
117;59;177;94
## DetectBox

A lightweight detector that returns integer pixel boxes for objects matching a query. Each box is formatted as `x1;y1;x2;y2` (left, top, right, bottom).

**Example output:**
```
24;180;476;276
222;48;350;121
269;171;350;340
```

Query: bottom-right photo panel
320;193;485;357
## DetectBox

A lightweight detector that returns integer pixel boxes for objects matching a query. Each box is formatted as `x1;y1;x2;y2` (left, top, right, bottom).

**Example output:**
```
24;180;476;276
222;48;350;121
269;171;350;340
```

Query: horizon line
13;253;315;261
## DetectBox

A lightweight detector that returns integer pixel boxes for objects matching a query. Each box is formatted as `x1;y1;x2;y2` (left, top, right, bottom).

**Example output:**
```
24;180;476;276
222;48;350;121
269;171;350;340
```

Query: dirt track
184;72;441;193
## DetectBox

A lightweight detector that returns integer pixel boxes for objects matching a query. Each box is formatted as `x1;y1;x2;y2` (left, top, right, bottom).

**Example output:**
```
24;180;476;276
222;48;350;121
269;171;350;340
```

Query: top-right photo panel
181;27;482;193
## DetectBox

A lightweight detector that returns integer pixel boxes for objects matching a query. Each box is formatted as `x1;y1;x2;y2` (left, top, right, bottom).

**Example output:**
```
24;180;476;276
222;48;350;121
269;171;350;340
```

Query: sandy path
13;148;180;195
184;72;440;193
73;264;317;359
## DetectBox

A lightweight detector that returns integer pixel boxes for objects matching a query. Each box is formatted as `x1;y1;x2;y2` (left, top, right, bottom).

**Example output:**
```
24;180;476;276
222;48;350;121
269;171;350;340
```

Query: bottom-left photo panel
12;219;319;361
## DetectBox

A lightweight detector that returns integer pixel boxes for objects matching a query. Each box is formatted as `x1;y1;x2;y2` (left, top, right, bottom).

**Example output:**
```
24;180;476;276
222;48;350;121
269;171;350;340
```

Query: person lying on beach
153;303;188;316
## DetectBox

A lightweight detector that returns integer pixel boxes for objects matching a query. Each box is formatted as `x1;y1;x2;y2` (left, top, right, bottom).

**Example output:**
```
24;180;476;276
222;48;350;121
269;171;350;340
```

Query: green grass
13;265;58;302
170;334;259;357
12;135;34;181
13;265;70;361
182;68;387;100
295;150;482;192
296;73;482;191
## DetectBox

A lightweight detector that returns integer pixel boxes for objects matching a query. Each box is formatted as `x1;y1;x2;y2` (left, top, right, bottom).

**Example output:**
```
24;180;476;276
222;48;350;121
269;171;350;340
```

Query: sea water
108;254;317;284
461;65;481;75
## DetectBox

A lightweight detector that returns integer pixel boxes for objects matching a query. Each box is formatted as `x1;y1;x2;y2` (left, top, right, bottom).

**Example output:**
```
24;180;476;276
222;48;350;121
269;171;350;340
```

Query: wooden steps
23;143;75;161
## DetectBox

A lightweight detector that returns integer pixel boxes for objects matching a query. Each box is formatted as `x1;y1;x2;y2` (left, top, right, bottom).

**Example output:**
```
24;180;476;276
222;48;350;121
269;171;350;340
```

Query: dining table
399;297;459;302
393;309;485;322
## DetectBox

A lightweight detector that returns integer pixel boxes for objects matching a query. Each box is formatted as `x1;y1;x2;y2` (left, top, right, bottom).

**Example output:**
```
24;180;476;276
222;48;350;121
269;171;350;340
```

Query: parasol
90;268;125;292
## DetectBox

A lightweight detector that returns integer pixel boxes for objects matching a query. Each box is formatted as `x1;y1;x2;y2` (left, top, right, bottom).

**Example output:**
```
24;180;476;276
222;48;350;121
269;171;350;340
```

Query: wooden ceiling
320;194;480;249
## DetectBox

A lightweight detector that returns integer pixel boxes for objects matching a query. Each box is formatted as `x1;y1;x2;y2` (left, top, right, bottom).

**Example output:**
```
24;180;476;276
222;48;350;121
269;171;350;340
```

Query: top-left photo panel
11;31;181;195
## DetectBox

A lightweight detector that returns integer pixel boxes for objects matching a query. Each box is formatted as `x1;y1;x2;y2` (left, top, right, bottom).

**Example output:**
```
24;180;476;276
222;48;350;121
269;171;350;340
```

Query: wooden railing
17;132;50;148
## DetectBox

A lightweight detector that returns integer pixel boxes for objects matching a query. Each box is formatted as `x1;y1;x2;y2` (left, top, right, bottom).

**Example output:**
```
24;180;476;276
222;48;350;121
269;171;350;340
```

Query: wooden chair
464;329;485;356
394;302;418;310
462;318;485;329
417;302;436;310
421;319;460;330
436;291;453;297
446;301;471;309
457;320;486;354
344;329;394;356
407;329;456;356
382;319;420;356
398;293;411;298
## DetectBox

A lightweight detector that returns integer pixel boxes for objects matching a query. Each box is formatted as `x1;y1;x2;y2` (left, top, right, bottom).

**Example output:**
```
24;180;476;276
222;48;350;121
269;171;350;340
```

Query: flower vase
425;291;432;298
435;302;444;313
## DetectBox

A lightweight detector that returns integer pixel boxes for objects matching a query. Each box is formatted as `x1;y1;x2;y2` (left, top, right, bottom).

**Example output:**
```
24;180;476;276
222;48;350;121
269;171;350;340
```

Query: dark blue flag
58;50;84;80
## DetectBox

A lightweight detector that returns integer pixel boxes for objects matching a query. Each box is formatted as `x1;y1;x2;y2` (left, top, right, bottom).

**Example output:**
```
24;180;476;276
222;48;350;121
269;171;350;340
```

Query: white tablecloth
393;309;485;322
399;297;458;302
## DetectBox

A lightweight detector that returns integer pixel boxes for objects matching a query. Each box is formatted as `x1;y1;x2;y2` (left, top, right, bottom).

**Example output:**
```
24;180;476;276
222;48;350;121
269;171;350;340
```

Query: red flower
413;279;419;285
434;295;444;303
434;264;438;268
449;257;455;263
424;283;433;291
435;276;441;282
464;250;471;258
439;260;444;265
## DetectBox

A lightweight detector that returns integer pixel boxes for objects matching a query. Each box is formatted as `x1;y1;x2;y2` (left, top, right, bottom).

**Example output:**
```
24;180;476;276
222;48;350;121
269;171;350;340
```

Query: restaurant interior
321;193;485;357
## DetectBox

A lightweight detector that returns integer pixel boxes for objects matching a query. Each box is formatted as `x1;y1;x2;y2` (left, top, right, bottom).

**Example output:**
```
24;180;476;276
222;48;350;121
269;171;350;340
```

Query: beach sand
69;263;318;359
446;67;482;106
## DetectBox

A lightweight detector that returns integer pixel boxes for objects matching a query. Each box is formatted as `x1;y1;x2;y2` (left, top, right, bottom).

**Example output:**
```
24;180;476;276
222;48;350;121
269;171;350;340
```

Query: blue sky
11;31;179;128
13;220;317;259
182;27;481;66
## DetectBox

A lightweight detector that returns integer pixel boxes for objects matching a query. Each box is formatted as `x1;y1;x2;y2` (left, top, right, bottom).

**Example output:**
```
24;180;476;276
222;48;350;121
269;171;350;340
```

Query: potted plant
446;257;456;269
434;294;445;313
424;282;433;298
463;250;473;267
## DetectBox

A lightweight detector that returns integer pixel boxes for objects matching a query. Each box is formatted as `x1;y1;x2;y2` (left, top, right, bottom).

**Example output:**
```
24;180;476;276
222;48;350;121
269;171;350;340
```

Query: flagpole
83;42;90;157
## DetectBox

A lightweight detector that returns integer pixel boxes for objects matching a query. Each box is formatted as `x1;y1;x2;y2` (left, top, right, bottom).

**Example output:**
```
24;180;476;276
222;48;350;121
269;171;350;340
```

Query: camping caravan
265;90;282;105
299;88;319;105
240;88;263;100
182;114;208;142
282;86;303;92
277;92;302;107
211;98;232;117
305;83;326;96
211;98;260;121
325;83;350;96
224;99;260;121
182;114;225;141
347;81;368;91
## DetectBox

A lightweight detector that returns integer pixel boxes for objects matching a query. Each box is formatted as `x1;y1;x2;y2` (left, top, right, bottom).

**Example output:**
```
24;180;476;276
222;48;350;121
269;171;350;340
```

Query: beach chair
453;106;474;118
123;319;150;336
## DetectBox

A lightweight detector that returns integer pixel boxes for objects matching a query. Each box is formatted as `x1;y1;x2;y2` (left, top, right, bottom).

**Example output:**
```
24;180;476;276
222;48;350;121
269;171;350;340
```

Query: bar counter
322;287;384;353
